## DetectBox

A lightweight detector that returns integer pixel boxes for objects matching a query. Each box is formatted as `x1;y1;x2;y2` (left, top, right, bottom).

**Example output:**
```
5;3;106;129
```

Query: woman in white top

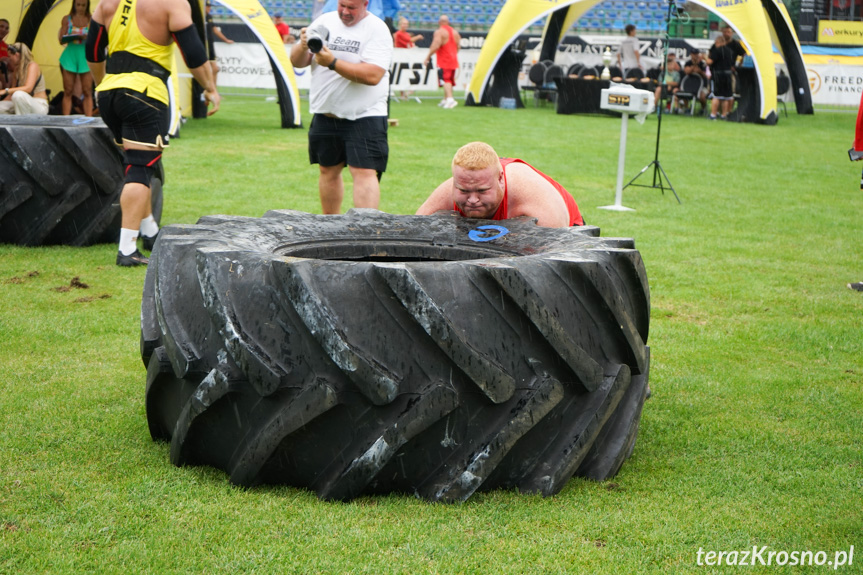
0;43;49;115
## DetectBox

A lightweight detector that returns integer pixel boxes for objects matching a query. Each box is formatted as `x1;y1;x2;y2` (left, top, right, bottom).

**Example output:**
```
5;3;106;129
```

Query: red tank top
436;24;458;69
453;158;584;226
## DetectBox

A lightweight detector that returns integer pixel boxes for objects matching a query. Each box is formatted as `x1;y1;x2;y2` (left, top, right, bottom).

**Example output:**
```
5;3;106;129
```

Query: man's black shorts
308;114;388;173
710;71;734;100
98;88;170;148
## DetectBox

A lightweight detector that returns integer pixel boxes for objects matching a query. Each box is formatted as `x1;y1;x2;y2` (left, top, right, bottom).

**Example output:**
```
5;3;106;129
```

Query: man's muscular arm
423;28;447;65
504;165;570;227
167;0;220;114
290;27;314;68
314;46;385;85
86;0;116;84
416;178;455;215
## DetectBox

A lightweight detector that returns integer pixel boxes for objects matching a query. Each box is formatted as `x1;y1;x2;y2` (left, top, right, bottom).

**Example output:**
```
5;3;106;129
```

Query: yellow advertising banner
818;20;863;45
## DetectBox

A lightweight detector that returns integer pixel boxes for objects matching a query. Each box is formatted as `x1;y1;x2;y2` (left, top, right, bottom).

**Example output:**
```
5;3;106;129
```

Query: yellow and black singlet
96;0;173;105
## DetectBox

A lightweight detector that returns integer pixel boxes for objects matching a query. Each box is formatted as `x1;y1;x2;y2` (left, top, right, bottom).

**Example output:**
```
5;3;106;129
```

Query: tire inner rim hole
275;242;512;262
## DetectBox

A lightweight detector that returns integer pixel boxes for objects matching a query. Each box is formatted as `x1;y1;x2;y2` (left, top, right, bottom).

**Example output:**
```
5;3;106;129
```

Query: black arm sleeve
85;19;108;63
172;25;208;70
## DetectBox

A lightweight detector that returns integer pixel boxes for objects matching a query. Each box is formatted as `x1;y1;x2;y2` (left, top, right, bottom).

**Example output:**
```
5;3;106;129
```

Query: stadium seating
210;0;672;35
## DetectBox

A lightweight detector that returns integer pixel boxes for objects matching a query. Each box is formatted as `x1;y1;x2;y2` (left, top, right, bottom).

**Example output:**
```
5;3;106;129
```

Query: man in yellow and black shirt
87;0;220;266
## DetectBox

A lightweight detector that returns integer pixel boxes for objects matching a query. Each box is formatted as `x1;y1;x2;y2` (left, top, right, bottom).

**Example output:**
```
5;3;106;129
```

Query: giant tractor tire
0;115;163;246
142;210;650;502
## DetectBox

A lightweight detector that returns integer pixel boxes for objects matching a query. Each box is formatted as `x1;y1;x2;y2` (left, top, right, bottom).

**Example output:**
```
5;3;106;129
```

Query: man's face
722;27;733;40
0;20;9;41
452;164;504;219
338;0;367;26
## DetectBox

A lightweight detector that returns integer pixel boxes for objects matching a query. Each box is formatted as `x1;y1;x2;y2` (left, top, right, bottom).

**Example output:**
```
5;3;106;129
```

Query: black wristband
328;58;337;71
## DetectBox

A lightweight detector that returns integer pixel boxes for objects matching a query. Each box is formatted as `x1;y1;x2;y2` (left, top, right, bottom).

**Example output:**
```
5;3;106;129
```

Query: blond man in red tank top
417;142;584;227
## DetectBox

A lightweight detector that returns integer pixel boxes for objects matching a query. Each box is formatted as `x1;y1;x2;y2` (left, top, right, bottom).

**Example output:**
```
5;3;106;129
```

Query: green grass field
1;96;861;573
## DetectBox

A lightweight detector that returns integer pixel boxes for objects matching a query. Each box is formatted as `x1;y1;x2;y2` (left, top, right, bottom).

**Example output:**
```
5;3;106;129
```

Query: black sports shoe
116;249;149;267
849;148;863;162
141;231;159;252
848;281;863;292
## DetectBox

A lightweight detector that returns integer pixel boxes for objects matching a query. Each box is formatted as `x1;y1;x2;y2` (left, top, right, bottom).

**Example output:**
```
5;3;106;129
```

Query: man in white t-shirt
616;24;642;75
290;0;393;214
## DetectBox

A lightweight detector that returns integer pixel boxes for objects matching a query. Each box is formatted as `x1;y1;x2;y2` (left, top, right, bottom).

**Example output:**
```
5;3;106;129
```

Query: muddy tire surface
0;115;162;246
142;209;650;502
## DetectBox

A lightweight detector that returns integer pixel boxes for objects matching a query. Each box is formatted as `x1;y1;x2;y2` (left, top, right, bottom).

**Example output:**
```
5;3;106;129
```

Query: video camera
306;24;329;54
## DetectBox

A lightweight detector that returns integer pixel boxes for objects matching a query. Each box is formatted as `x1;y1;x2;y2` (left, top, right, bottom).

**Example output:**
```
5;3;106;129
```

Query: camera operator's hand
314;46;336;70
297;27;309;52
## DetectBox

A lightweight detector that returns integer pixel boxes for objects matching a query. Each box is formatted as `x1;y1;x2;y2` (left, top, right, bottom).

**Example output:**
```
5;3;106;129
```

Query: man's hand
290;28;313;68
314;46;336;69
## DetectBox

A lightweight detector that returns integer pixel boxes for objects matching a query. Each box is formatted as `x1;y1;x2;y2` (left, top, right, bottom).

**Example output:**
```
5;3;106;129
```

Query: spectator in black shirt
722;25;746;63
678;49;708;114
707;36;735;120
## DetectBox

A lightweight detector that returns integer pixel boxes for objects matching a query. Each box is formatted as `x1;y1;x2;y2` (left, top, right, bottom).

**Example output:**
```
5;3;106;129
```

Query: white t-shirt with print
308;11;392;120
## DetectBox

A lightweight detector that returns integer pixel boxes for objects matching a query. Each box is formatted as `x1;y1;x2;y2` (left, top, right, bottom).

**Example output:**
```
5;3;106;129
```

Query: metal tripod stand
623;0;682;204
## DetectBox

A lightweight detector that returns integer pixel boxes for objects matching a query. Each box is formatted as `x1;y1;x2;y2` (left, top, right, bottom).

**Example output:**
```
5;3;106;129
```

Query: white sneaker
443;99;458;109
438;99;447;107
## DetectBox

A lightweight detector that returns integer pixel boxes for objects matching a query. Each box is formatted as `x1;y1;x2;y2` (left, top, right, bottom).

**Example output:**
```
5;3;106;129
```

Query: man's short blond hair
452;142;500;172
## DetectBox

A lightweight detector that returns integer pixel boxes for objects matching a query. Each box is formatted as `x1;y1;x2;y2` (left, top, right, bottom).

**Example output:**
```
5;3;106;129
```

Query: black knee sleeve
124;149;162;186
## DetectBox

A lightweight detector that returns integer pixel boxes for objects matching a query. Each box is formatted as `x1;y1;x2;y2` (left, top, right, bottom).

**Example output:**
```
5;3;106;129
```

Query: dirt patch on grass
52;276;90;292
4;271;39;284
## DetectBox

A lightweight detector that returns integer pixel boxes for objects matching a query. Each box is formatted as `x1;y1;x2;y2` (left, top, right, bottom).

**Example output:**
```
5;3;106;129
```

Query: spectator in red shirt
393;16;422;48
273;12;295;44
393;17;422;101
0;18;10;71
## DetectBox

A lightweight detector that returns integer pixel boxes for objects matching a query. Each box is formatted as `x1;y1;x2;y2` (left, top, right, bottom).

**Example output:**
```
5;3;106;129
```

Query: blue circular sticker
468;225;509;242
